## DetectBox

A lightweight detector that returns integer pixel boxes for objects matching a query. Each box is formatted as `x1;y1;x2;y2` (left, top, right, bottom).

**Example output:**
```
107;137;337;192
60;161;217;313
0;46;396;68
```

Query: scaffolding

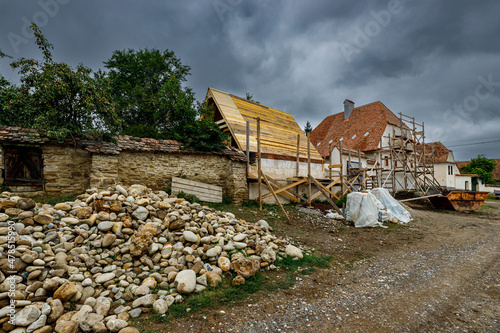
248;113;442;220
380;113;442;194
248;118;344;222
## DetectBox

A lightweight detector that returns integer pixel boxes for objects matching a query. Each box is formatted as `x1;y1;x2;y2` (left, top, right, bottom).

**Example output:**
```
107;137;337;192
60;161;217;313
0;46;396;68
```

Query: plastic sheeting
371;188;412;224
345;189;412;228
345;192;386;228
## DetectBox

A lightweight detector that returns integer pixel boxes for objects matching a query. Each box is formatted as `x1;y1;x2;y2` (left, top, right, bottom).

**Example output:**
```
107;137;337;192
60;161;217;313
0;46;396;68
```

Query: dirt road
160;202;500;332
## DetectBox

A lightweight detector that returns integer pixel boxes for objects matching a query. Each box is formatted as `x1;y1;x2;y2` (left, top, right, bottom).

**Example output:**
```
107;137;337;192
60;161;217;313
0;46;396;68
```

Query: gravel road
162;202;500;332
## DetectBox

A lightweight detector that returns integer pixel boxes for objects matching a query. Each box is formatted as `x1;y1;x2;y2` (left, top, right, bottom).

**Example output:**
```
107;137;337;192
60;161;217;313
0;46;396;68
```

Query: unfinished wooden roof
206;87;323;161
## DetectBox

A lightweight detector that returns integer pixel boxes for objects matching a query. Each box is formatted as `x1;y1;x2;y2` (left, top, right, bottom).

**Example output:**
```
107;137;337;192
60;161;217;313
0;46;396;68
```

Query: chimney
344;99;354;119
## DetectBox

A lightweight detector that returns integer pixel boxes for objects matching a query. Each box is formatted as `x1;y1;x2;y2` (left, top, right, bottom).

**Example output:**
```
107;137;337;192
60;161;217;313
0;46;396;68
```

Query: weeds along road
166;203;500;333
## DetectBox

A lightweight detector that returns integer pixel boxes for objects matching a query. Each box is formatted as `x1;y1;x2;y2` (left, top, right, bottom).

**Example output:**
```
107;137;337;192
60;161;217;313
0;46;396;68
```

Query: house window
384;158;388;167
448;165;454;175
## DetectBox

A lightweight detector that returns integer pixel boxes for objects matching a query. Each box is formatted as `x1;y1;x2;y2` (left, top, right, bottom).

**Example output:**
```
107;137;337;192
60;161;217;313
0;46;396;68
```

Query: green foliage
2;23;120;140
335;195;347;207
175;191;199;203
0;76;26;126
104;48;227;152
460;155;497;185
304;121;312;135
245;92;259;103
0;182;12;192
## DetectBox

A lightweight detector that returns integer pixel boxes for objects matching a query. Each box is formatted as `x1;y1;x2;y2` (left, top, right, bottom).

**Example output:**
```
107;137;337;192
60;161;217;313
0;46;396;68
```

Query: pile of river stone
0;184;303;333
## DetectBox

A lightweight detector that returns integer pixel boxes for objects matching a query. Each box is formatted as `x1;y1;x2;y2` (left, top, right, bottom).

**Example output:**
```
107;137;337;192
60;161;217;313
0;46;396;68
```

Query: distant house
311;99;422;192
205;87;323;201
427;142;483;191
456;158;500;192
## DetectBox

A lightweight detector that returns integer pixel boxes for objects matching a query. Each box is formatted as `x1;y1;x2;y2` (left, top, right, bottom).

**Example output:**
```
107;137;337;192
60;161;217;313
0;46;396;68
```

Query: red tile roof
311;101;401;158
424;142;451;164
0;126;246;161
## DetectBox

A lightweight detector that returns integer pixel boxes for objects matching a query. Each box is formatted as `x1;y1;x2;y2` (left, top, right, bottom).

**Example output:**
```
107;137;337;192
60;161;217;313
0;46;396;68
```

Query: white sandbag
371;188;412;223
345;192;386;228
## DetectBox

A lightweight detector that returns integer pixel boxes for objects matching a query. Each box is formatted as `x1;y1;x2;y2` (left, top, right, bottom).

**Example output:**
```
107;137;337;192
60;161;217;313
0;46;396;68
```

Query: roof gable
206;87;322;160
311;101;401;157
425;142;453;164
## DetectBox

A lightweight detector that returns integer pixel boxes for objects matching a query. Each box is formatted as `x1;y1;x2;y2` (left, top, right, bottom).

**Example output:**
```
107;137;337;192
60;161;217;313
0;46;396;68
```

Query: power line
447;139;500;148
442;136;500;144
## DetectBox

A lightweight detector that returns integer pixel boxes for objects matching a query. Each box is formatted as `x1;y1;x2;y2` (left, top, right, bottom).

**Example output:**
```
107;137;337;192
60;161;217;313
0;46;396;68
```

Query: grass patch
486;194;500;201
149;273;264;323
135;253;334;329
480;204;497;210
204;200;295;227
27;194;77;205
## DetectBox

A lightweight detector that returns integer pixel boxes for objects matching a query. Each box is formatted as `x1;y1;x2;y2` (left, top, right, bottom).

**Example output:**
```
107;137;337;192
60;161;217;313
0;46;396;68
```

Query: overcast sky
1;0;499;161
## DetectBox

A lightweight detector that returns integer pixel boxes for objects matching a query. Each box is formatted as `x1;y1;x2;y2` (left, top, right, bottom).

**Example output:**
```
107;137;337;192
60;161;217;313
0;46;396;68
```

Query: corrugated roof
206;87;322;161
311;101;401;158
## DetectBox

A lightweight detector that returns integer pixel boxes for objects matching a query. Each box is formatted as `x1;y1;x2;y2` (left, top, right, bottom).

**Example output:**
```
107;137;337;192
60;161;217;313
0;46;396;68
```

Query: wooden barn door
4;146;43;186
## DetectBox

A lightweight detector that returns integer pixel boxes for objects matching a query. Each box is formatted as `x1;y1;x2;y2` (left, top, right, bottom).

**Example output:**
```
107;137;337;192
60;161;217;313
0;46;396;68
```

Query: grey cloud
0;0;499;160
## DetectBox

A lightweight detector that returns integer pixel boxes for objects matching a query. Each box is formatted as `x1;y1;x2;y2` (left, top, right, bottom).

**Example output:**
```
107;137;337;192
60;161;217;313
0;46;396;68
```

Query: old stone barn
0;126;248;203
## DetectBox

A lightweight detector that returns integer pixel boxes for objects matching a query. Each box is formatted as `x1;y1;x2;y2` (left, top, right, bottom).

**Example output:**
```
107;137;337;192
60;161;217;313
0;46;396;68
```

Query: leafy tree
1;23;120;140
104;48;227;151
245;92;259;103
104;48;190;138
460;155;497;185
304;121;312;135
0;76;26;126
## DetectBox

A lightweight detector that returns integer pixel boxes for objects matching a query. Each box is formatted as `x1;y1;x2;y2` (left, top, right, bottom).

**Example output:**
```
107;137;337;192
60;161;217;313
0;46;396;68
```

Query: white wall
248;157;329;203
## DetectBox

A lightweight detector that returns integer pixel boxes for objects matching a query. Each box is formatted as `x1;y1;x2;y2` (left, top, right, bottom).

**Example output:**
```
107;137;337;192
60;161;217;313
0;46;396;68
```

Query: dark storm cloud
0;0;499;160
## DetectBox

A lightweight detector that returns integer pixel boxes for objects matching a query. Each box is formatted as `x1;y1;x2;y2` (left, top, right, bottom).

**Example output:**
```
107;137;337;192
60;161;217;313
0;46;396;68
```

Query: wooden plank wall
171;177;223;203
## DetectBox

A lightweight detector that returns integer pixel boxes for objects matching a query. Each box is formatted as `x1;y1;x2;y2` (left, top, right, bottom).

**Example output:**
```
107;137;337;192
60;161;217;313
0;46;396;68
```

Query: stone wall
0;141;248;202
89;154;119;189
0;145;3;185
42;145;92;195
90;151;248;203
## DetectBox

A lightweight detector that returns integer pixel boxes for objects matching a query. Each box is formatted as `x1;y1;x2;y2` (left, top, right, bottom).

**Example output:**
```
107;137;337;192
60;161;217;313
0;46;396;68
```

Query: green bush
175;191;199;203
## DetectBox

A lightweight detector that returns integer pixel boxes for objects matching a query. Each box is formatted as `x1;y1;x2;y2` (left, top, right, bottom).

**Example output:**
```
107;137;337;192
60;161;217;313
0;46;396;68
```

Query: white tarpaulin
371;188;412;224
345;192;386;228
346;189;412;227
